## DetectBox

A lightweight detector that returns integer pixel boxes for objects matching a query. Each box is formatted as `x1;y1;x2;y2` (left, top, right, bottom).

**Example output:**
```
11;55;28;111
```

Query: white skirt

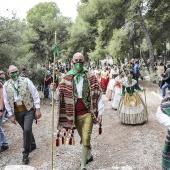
111;87;122;109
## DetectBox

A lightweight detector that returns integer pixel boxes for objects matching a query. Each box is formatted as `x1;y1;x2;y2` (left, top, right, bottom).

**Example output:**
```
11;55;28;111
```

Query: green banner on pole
53;43;60;58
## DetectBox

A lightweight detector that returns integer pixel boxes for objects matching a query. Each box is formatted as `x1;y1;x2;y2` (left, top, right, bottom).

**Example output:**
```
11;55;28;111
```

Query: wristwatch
0;109;3;112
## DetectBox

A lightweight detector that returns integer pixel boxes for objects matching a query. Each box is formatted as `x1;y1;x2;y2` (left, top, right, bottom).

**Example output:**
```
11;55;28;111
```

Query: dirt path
0;80;166;170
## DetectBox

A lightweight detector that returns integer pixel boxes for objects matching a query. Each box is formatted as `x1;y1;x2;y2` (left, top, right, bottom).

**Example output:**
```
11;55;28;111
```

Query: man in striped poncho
51;52;104;170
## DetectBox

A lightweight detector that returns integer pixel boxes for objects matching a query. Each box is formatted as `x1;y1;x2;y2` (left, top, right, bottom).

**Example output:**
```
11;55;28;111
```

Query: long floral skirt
117;92;147;124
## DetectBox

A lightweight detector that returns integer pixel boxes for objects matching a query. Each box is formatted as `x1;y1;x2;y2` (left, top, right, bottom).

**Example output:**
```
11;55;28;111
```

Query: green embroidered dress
117;79;147;124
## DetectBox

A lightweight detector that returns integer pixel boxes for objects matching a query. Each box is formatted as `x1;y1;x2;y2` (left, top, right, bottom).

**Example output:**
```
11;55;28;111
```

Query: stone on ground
4;165;37;170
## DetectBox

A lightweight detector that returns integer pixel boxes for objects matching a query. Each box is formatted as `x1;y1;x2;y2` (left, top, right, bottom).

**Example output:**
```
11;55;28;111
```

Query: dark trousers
44;87;49;98
15;109;35;155
134;75;139;84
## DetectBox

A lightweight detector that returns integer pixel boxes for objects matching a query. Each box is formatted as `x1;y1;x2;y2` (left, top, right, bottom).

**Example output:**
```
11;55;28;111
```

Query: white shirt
108;79;115;90
110;69;119;78
157;106;170;130
56;76;104;115
3;78;40;116
113;76;125;87
94;69;99;75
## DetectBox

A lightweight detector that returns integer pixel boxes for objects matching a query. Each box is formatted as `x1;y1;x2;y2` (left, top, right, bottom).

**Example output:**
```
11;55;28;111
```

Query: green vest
4;77;34;113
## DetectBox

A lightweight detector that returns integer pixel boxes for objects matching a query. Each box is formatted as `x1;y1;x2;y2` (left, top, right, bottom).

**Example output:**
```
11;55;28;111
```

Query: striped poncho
57;70;102;129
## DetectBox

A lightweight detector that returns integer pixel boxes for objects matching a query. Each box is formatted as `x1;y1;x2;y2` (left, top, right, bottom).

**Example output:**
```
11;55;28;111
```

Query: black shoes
30;145;36;152
140;121;146;125
22;144;36;164
86;155;93;164
22;154;29;165
1;145;9;152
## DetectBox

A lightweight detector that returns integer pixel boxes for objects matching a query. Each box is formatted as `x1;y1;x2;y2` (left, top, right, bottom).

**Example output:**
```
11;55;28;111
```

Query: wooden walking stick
143;89;149;122
42;55;49;105
51;31;57;170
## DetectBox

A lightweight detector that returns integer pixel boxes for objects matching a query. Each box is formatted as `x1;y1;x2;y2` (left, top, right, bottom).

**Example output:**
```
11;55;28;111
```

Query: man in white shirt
3;65;41;164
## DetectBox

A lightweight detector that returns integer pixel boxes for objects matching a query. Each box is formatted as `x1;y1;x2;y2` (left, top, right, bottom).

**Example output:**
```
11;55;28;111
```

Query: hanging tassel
59;137;62;145
64;137;67;145
69;137;72;145
56;133;60;147
62;137;64;144
56;127;76;146
99;124;102;135
72;137;75;145
66;137;69;145
56;138;60;146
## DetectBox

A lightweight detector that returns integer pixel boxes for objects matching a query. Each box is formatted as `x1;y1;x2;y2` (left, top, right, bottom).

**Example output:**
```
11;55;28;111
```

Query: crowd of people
91;58;147;125
0;52;103;170
1;55;170;169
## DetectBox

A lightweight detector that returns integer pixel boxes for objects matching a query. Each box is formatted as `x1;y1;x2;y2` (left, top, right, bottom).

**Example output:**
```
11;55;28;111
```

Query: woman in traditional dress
100;68;109;94
111;71;125;109
106;74;116;101
106;66;119;100
157;96;170;170
117;73;147;125
109;65;119;79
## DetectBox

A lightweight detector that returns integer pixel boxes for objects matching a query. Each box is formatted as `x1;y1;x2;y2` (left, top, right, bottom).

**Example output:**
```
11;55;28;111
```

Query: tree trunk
138;7;154;71
131;41;135;59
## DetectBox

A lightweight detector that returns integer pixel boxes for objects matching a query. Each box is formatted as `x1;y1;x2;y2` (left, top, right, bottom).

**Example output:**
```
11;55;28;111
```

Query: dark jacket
163;68;170;84
133;64;140;77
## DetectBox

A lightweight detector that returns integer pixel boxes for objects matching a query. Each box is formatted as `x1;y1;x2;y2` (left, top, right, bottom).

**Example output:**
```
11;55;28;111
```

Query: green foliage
76;0;127;61
0;16;32;70
0;0;170;77
28;67;47;86
146;0;170;51
27;2;71;64
107;28;130;63
66;16;96;60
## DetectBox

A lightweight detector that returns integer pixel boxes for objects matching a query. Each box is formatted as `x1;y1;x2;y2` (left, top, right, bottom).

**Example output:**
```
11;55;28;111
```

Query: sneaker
1;145;9;152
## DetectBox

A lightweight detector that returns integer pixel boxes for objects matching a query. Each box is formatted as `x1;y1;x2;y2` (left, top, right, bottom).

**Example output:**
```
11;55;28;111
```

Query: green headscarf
66;67;87;84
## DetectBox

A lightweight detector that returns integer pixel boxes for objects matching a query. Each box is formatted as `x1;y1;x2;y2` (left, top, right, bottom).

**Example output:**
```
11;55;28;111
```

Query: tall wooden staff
51;31;57;170
143;89;148;122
